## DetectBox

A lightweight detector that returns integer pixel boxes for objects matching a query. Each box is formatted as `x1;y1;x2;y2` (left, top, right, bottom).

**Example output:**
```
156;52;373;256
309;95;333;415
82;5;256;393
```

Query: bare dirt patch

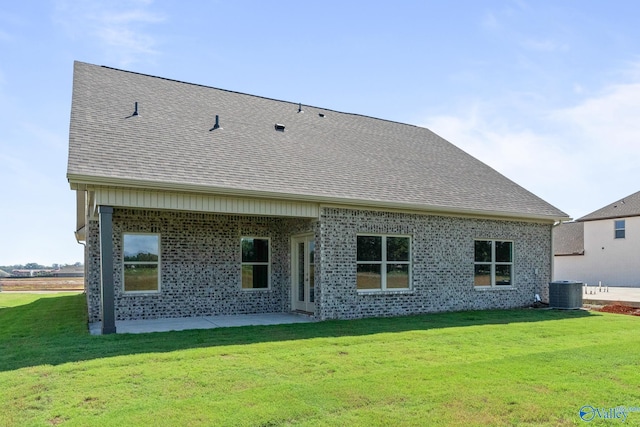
0;277;84;292
594;303;640;316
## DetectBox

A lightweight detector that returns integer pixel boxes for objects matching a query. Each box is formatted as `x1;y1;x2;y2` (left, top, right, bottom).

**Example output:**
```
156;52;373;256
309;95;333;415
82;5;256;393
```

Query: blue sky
1;0;639;265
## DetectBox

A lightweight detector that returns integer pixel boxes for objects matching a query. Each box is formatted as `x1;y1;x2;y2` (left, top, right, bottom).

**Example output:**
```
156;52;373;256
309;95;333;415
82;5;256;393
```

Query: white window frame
356;234;412;291
473;239;514;288
614;220;625;239
122;232;161;294
241;236;271;290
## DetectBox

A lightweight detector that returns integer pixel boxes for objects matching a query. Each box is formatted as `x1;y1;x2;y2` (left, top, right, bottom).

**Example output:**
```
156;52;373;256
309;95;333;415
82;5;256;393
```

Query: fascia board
578;214;640;222
67;173;571;223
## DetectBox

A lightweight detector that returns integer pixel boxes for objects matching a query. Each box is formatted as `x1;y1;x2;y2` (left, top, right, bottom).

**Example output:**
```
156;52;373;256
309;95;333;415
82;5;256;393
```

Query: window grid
614;220;625;239
356;235;411;291
241;237;270;290
474;239;513;288
122;233;160;293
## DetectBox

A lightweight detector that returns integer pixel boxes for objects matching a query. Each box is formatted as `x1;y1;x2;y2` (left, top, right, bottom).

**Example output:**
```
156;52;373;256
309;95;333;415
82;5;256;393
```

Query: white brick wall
316;208;552;319
85;207;552;322
85;209;314;322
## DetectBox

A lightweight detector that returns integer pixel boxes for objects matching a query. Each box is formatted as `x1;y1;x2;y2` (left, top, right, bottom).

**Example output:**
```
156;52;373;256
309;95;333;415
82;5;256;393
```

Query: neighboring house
10;269;56;277
52;265;85;278
67;61;569;334
554;191;640;287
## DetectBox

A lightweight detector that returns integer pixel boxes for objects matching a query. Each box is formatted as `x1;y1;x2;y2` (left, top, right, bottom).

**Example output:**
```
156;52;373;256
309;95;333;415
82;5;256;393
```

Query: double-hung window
474;240;513;287
241;237;270;289
357;235;411;290
614;220;625;239
123;233;160;292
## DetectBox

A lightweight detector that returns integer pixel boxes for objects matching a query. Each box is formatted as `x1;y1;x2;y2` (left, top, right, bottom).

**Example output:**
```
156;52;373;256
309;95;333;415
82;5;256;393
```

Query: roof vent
210;115;221;131
126;101;139;118
274;123;285;132
318;113;325;118
297;102;303;113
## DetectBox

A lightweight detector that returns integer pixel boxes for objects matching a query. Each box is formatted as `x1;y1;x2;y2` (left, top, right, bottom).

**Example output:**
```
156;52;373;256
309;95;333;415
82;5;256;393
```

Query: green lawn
1;293;639;426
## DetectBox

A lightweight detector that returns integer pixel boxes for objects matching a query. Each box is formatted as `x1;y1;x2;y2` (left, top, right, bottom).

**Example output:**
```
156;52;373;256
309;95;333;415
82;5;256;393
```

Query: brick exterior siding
85;207;552;322
316;208;552;320
85;209;315;322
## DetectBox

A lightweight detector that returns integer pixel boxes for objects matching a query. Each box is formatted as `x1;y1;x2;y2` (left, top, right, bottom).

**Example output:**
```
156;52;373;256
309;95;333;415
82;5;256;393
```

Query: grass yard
0;294;639;426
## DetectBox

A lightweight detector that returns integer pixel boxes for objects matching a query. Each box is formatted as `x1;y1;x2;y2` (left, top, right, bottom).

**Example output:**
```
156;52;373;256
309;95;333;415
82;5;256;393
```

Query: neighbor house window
614;220;625;239
357;235;411;290
241;237;270;289
474;240;513;287
123;233;160;292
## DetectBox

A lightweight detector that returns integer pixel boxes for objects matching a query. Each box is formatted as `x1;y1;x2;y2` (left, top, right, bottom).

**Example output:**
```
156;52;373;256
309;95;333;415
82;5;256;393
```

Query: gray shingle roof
577;190;640;221
67;61;568;221
553;222;584;255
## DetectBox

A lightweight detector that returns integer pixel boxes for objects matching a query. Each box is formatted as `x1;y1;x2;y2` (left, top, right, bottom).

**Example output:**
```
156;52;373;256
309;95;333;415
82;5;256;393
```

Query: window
357;235;411;290
615;220;625;239
474;240;513;287
241;237;270;289
123;233;160;292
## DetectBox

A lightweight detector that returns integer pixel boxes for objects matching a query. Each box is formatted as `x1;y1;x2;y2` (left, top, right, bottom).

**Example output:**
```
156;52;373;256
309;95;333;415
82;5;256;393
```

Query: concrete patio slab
78;286;640;335
89;312;315;335
582;285;640;308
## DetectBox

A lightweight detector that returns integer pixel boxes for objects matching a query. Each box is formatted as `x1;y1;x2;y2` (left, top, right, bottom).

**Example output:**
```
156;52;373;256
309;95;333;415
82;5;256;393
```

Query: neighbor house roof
67;61;568;221
553;222;584;256
577;190;640;222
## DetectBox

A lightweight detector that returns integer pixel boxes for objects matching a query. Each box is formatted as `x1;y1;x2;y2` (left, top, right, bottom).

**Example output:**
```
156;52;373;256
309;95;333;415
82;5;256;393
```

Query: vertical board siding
94;188;319;218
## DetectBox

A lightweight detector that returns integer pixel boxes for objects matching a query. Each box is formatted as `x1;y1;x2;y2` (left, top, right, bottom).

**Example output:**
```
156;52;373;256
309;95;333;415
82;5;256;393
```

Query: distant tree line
123;253;158;262
0;262;83;272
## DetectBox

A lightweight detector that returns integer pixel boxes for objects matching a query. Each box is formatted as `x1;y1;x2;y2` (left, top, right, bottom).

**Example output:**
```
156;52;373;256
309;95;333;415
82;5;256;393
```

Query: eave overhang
68;173;571;223
578;213;640;222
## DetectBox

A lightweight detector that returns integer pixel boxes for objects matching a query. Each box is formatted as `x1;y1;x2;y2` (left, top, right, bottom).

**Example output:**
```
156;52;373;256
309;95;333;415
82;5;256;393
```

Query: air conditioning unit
549;281;583;309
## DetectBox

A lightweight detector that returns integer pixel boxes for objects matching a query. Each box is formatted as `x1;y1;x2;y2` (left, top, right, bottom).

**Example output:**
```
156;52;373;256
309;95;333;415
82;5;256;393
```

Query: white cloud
420;72;640;219
479;3;571;56
479;1;527;32
98;27;157;58
53;0;165;66
422;107;572;211
522;38;570;52
553;82;640;154
0;29;12;43
550;81;640;202
481;12;499;31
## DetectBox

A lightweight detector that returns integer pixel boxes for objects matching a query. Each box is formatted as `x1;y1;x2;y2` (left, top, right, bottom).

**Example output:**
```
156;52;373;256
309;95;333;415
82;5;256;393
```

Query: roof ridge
93;62;418;129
